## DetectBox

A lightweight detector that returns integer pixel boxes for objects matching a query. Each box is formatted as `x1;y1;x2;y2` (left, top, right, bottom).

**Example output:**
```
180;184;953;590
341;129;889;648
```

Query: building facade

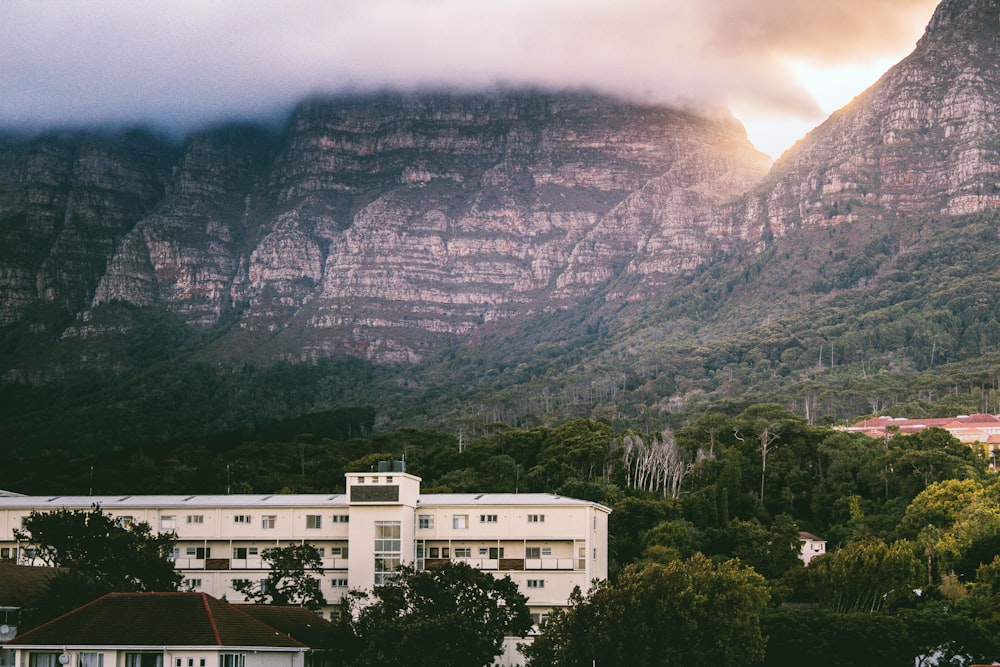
0;467;610;667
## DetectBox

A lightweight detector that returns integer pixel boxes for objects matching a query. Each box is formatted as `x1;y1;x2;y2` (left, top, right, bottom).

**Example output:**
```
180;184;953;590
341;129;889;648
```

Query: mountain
3;0;1000;448
0;93;768;375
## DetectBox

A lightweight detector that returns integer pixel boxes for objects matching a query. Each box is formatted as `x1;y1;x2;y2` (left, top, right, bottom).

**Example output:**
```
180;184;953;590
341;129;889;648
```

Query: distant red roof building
844;414;1000;443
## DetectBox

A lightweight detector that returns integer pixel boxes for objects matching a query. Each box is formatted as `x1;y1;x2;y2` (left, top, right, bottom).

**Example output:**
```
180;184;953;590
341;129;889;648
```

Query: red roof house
6;593;312;667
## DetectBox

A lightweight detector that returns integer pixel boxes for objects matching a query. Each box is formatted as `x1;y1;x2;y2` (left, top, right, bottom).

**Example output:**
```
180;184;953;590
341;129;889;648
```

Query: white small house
798;532;826;565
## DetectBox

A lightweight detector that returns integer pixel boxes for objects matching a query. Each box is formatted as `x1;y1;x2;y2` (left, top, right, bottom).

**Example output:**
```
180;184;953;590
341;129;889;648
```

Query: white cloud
1;0;939;152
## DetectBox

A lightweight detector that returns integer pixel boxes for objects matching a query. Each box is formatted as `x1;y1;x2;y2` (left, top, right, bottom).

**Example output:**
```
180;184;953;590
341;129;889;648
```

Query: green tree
809;538;922;613
233;543;326;610
14;506;181;592
342;561;531;667
883;428;984;501
762;609;913;667
524;554;769;667
727;514;804;580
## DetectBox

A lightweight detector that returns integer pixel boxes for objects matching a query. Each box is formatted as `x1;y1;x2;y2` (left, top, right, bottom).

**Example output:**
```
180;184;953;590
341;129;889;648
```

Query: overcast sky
2;0;939;158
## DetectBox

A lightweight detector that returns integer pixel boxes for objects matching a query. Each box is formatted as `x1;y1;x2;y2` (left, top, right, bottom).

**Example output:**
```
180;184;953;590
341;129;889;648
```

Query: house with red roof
5;593;318;667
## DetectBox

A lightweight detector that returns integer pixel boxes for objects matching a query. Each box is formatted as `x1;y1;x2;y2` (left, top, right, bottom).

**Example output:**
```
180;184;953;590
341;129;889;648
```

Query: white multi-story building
0;464;610;667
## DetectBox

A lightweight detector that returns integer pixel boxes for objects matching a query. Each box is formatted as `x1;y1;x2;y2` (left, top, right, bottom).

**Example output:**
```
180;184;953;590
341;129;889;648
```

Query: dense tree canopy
339;562;531;667
524;555;769;667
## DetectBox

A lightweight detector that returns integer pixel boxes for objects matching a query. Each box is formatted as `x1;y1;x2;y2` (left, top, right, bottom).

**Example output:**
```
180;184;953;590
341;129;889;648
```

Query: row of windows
174;544;552;561
175;545;349;559
419;514;546;529
441;547;552;559
25;653;225;667
159;514;349;530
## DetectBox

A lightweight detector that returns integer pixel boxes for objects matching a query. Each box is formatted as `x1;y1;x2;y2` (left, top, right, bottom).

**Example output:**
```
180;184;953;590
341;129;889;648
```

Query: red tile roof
231;605;333;648
7;593;306;649
0;562;68;607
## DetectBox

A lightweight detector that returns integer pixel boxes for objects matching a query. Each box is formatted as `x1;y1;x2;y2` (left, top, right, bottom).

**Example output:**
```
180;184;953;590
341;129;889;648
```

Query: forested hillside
6;407;1000;663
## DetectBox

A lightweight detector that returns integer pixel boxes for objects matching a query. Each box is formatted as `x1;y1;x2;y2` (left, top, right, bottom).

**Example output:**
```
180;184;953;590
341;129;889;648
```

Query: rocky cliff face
720;0;1000;250
0;92;768;370
7;0;999;376
0;131;173;329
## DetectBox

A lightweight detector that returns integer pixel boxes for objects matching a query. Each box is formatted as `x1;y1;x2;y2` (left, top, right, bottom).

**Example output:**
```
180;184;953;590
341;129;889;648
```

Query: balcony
442;557;578;571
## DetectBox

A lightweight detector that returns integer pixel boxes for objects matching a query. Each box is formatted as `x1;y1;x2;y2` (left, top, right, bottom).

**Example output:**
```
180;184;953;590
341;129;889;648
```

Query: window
527;579;545;588
218;655;245;667
480;514;498;523
418;515;433;529
429;547;439;558
357;476;364;483
117;515;134;527
330;546;348;557
248;547;258;556
186;515;204;524
29;654;61;667
315;547;326;557
232;578;252;588
125;654;163;667
331;578;348;587
489;547;504;559
0;547;10;559
334;514;349;523
441;547;450;558
374;521;401;585
454;547;471;558
479;547;489;556
527;514;545;523
169;547;180;560
386;476;393;483
306;515;322;529
525;547;540;559
531;612;550;627
261;515;276;529
184;578;202;588
542;547;552;557
160;515;176;530
185;547;210;559
234;547;249;559
453;515;468;529
233;515;251;524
